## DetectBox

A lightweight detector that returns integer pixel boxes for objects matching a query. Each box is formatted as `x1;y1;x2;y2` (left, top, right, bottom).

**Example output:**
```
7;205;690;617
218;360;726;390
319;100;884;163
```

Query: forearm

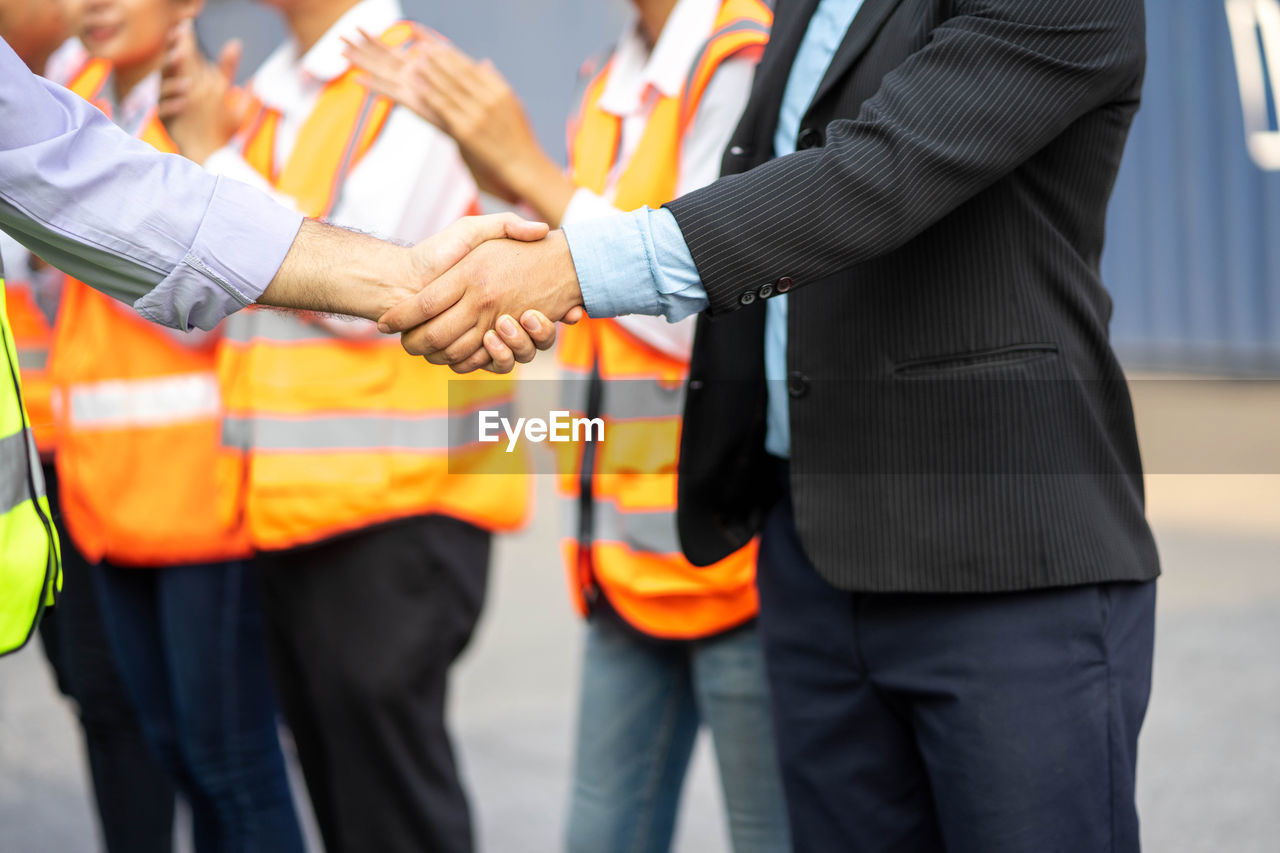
1;42;303;330
258;219;416;321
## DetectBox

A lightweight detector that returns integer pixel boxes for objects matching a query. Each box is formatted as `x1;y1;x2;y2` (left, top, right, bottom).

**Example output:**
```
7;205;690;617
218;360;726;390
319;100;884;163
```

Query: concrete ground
2;378;1277;852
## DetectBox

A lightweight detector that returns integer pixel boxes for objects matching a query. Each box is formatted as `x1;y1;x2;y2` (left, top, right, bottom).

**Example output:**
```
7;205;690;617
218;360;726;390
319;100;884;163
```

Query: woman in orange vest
347;2;790;850
49;1;304;850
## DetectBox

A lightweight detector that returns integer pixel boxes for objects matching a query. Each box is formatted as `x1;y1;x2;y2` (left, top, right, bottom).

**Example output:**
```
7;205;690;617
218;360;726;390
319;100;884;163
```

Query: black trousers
757;492;1156;853
255;514;490;853
38;464;176;853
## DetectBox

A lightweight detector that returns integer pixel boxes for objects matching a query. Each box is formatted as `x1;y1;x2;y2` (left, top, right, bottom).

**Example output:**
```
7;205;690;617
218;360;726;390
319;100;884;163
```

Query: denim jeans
93;559;305;853
566;615;791;853
38;464;175;853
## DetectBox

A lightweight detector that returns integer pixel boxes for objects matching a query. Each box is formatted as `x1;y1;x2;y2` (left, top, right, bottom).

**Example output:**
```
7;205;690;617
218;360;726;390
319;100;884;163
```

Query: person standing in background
0;3;177;850
47;0;306;850
346;1;790;850
159;2;531;851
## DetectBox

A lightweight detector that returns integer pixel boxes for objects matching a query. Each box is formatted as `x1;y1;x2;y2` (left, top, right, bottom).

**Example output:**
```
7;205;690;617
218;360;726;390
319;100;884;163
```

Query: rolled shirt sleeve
0;37;302;330
562;205;708;322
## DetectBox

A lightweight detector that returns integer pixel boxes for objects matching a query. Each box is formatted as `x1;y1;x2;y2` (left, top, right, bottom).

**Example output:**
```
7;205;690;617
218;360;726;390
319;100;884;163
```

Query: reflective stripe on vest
3;281;55;454
557;0;771;640
48;60;250;567
219;21;528;551
68;372;221;429
1;276;61;657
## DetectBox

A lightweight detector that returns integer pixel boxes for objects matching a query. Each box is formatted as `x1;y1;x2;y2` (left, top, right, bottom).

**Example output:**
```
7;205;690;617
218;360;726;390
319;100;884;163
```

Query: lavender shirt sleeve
0;37;303;330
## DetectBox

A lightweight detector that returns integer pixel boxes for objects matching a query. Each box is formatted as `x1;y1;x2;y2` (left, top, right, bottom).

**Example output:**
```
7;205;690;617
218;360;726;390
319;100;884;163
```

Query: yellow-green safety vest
1;266;61;657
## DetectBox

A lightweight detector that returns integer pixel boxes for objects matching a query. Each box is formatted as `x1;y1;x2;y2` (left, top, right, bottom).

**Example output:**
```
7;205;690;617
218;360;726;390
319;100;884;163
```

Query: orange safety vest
558;0;772;640
219;21;528;551
2;272;54;458
48;59;251;567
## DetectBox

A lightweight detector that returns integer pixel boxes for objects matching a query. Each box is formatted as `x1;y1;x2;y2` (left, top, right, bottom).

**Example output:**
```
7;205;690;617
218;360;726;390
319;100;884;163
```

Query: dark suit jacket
666;0;1161;592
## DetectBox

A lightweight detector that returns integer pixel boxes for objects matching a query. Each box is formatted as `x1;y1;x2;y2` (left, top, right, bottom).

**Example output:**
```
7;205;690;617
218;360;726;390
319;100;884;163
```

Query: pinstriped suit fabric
668;0;1161;593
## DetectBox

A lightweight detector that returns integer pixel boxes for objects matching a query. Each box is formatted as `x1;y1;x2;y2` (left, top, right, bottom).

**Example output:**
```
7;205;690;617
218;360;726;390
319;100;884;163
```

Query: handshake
157;21;586;371
255;213;588;373
374;213;589;373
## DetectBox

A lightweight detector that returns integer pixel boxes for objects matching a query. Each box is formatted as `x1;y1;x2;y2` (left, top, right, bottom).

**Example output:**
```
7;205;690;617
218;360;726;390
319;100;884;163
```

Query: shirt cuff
562;206;708;321
132;176;303;331
562;209;662;318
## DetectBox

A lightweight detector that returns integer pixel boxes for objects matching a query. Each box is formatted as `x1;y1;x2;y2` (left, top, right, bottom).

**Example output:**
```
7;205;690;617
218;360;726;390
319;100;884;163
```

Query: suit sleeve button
796;127;823;150
776;276;794;293
739;291;757;306
758;284;774;299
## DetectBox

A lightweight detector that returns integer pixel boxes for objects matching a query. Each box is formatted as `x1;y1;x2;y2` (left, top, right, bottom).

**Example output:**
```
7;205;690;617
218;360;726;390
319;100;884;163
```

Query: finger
496;314;538;363
217;38;242;84
481;329;516;374
420;324;485;365
418;57;481;130
379;214;548;334
394;293;478;355
517;310;558;352
163;19;196;75
561;306;587;325
156;93;189;119
455;349;497;374
405;212;545;284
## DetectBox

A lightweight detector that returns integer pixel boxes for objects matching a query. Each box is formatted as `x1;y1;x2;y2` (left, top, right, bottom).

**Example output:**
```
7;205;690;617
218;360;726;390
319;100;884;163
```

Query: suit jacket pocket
892;344;1059;377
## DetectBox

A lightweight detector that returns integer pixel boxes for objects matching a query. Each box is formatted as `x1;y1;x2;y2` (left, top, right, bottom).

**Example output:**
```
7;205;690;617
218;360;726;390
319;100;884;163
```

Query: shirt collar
598;0;722;116
100;70;161;136
254;0;402;100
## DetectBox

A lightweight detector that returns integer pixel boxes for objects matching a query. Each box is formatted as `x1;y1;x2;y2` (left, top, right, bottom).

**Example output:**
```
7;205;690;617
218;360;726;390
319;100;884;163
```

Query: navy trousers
756;493;1156;853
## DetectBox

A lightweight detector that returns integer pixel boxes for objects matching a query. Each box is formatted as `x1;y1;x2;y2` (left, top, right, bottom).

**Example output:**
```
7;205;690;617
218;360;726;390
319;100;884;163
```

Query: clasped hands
156;19;584;373
382;214;587;374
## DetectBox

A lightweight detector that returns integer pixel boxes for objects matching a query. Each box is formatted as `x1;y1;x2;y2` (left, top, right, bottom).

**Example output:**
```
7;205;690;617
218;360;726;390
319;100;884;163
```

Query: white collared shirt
560;0;758;360
204;0;476;337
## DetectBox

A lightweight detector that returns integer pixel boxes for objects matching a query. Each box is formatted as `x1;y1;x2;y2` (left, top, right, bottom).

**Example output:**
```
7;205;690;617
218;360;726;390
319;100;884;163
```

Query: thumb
218;38;243;84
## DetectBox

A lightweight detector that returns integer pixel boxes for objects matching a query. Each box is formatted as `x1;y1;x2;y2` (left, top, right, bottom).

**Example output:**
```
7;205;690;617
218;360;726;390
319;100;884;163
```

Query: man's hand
157;20;249;163
378;230;586;373
258;213;553;325
343;33;573;220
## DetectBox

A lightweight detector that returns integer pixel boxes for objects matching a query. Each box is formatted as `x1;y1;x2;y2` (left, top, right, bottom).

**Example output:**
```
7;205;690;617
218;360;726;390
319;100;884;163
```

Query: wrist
543;230;584;319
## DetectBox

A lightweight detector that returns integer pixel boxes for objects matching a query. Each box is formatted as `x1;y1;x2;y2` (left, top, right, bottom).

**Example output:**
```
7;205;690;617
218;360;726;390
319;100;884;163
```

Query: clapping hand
343;32;575;222
157;19;249;163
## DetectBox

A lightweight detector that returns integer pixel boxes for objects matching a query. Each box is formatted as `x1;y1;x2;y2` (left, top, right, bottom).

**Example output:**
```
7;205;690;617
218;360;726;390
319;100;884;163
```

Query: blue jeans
566;615;791;853
93;559;305;853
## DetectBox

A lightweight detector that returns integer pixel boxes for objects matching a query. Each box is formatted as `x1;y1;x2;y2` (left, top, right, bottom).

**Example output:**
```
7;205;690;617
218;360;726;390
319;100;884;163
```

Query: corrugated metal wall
1104;0;1280;371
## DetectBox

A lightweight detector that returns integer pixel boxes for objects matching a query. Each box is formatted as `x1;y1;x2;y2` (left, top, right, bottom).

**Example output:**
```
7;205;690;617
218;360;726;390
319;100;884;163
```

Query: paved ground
2;380;1277;852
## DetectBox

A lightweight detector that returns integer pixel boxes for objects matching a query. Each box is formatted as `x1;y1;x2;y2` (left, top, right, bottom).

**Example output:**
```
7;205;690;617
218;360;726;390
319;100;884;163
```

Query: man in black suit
382;0;1160;850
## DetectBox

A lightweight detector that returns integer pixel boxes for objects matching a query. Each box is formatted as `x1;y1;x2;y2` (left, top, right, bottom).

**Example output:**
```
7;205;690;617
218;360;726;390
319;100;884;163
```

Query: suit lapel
808;0;907;109
741;0;822;151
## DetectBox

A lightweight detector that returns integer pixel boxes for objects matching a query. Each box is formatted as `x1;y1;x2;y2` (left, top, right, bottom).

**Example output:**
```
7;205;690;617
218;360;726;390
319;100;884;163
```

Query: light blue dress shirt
564;0;865;458
0;36;303;331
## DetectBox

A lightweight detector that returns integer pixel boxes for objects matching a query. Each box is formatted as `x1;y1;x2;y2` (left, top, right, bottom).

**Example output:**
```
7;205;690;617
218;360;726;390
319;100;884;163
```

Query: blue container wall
1104;0;1280;371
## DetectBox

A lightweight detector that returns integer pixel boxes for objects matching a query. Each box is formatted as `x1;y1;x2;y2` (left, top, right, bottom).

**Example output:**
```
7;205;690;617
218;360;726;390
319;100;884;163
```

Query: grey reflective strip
224;403;515;452
224;310;334;343
560;493;682;556
15;348;48;371
0;428;44;516
68;372;220;429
